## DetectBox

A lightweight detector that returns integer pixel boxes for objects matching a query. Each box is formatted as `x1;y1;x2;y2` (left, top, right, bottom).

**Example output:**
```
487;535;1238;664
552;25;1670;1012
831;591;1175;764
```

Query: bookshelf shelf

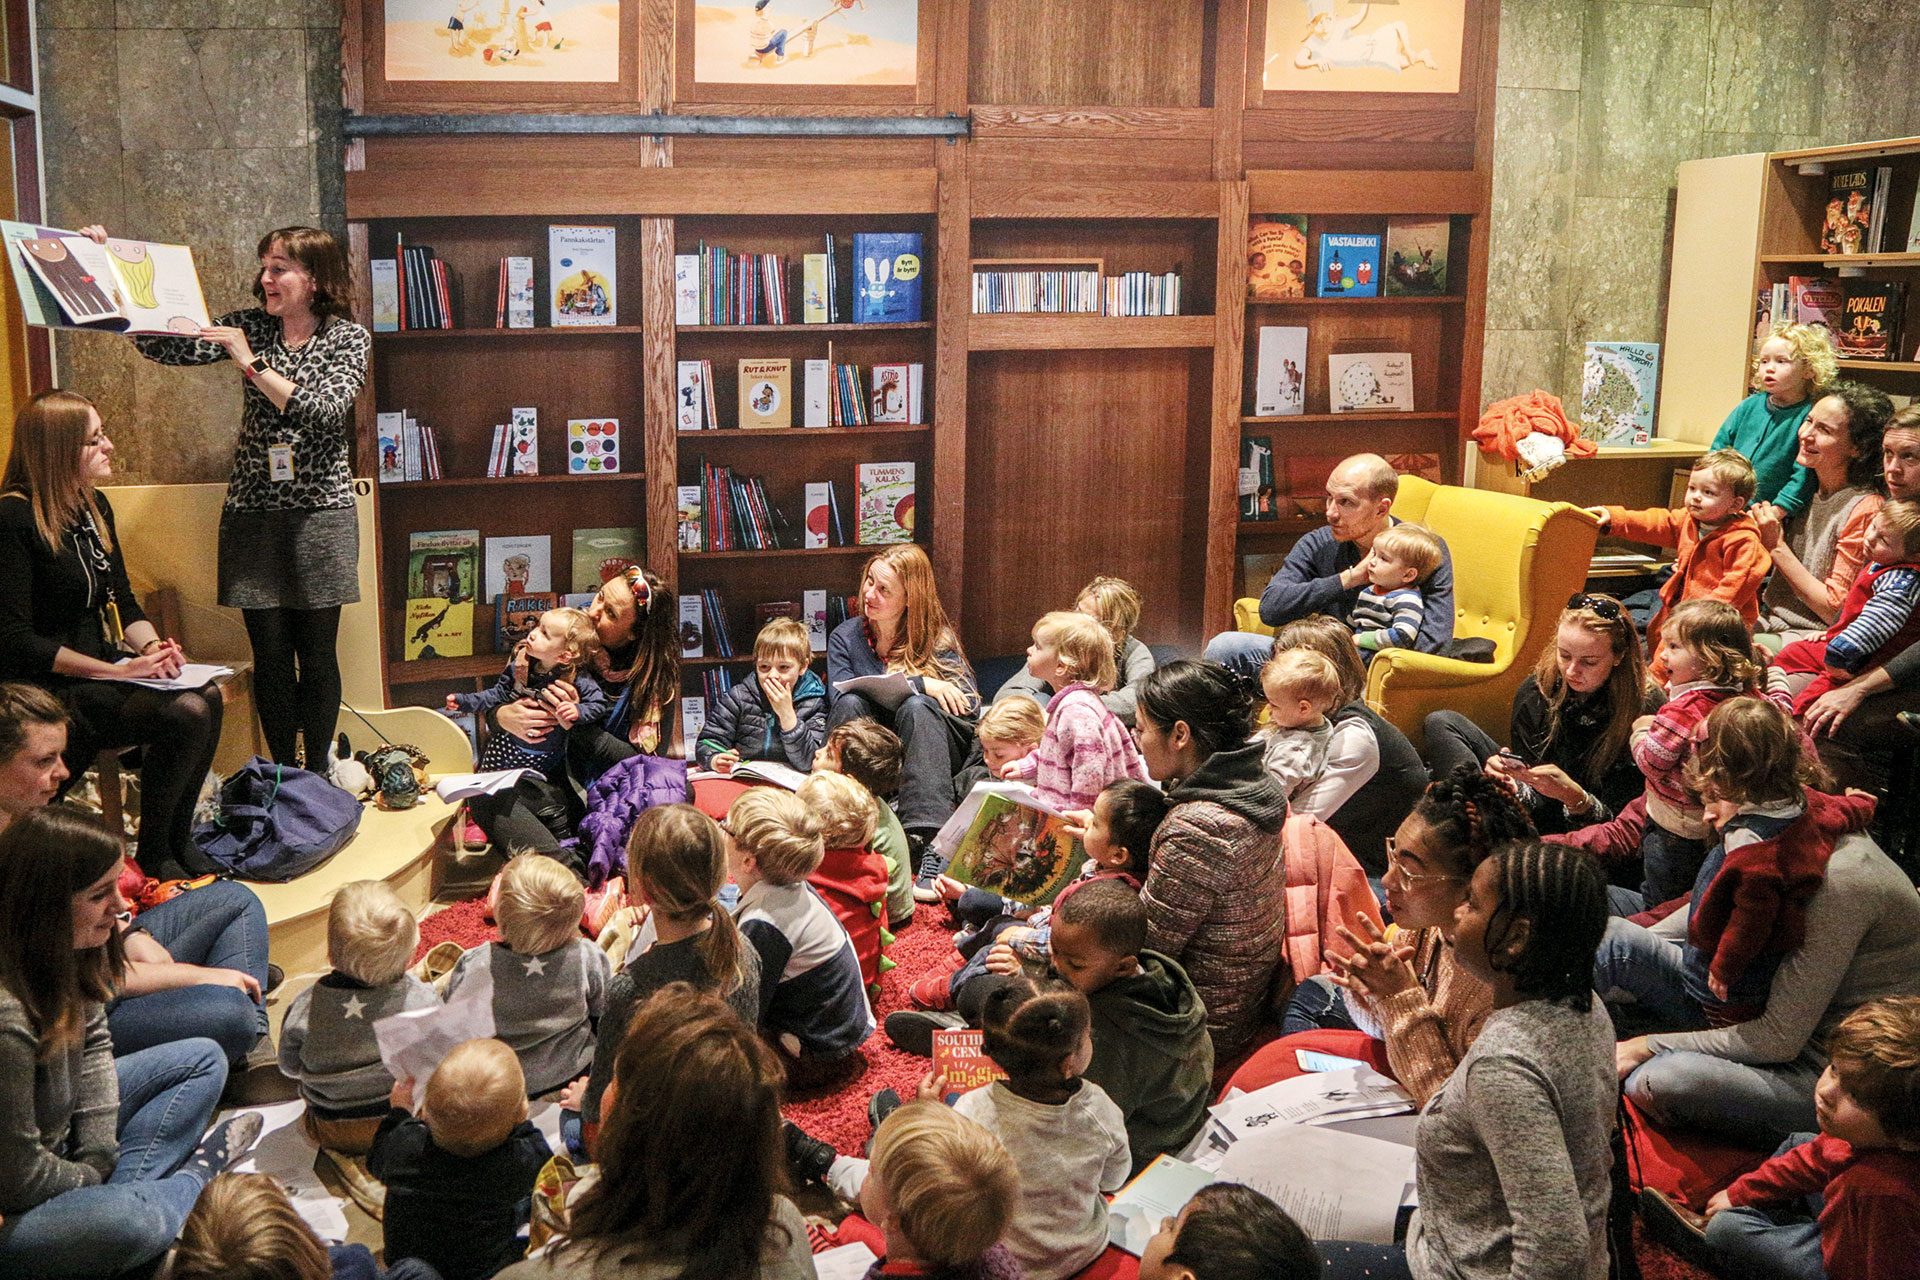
1246;295;1467;309
1242;411;1458;426
677;425;929;440
373;326;648;340
676;322;935;334
683;654;829;667
682;546;879;561
1758;253;1920;267
386;653;501;686
967;314;1216;350
1238;518;1321;537
1836;359;1920;372
376;472;644;491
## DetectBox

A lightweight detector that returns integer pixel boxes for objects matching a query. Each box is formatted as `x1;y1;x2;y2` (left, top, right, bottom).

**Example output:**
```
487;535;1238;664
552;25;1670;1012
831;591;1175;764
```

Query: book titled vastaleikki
1316;232;1381;298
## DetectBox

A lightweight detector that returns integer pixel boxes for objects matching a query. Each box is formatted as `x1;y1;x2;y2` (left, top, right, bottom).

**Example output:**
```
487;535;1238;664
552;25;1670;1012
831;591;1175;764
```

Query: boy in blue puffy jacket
697;617;827;773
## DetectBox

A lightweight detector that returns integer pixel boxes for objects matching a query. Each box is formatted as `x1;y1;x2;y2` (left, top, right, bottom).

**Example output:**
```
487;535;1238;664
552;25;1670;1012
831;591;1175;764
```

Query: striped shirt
1351;585;1426;651
1826;564;1920;672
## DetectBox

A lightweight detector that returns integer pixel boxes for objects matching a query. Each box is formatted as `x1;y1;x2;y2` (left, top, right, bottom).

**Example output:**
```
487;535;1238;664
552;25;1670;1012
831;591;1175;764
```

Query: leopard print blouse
136;309;369;513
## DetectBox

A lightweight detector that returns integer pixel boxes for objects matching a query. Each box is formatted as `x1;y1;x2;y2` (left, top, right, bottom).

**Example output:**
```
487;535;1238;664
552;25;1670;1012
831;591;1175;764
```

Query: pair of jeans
1624;1039;1824;1150
1421;709;1496;784
1280;974;1360;1036
1701;1133;1825;1280
1591;917;1711;1035
828;691;976;832
0;1037;227;1278
109;879;270;1063
1200;631;1276;686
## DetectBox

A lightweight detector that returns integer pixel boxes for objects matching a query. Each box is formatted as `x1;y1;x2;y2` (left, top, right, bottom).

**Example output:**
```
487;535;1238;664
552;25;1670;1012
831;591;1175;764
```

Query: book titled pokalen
855;462;915;545
942;790;1086;908
549;225;616;326
932;1029;1008;1094
853;232;923;323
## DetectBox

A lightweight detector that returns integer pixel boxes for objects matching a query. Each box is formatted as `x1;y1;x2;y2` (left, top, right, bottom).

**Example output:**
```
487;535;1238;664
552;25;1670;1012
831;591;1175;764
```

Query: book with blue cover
1317;232;1382;298
853;232;923;323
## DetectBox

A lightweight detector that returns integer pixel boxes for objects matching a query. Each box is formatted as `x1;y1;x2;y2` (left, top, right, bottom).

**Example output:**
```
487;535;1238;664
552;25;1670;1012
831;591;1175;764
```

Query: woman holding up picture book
84;224;369;775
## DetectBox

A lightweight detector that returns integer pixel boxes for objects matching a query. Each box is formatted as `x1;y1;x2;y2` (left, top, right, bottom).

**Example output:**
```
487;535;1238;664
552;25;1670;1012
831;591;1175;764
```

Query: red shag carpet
415;896;1714;1279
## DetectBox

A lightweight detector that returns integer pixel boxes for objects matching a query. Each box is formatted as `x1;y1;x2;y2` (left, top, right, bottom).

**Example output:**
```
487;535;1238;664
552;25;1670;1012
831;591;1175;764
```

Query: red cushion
690;776;755;821
1220;1030;1396;1101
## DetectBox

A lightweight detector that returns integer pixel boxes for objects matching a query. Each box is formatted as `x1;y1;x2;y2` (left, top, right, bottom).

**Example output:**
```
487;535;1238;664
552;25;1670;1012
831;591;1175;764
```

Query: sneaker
1638;1188;1712;1267
884;1009;965;1057
868;1088;903;1134
265;963;284;996
951;925;979;948
908;970;957;1012
783;1120;837;1185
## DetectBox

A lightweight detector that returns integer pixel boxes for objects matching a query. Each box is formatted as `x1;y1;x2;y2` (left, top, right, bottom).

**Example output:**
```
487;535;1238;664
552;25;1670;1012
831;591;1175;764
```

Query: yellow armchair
1233;476;1601;754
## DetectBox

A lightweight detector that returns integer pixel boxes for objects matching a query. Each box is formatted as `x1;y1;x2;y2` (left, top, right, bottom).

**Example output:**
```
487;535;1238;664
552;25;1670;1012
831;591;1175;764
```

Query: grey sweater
445;940;609;1096
495;1195;817;1280
280;973;443;1116
1411;996;1616;1280
994;635;1155;727
0;992;117;1217
1646;832;1920;1063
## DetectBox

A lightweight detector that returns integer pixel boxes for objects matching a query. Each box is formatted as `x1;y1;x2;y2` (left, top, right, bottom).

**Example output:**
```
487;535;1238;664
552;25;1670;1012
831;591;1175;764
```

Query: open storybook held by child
932;781;1088;908
2;221;211;334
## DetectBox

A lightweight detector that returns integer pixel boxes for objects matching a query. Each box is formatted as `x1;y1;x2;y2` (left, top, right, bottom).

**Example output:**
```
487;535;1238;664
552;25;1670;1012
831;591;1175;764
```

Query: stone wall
1483;0;1920;411
36;0;344;486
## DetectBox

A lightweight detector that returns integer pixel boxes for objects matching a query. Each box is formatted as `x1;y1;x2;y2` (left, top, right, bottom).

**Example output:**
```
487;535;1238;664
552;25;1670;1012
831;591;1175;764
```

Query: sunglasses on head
1567;593;1624;621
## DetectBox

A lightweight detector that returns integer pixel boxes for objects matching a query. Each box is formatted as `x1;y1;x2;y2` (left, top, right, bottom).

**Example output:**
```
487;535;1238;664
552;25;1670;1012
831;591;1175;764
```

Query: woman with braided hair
1319;841;1618;1280
1226;766;1535;1108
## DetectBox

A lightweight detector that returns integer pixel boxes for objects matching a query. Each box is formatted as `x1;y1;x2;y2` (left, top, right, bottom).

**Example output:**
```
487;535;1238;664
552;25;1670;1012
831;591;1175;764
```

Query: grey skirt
218;506;361;610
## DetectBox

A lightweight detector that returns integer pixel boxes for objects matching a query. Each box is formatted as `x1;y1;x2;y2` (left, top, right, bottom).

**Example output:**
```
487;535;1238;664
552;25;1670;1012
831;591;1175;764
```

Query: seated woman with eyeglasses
1424;594;1661;836
1223;767;1535;1108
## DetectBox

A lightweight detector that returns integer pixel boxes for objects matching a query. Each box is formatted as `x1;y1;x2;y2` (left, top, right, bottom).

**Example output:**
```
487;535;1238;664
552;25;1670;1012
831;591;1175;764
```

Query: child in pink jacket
1001;610;1149;810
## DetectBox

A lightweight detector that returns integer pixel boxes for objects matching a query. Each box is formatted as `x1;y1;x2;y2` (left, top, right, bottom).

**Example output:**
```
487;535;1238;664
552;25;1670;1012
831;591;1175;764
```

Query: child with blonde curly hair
1002;611;1147;811
797;770;893;986
1715;322;1839;517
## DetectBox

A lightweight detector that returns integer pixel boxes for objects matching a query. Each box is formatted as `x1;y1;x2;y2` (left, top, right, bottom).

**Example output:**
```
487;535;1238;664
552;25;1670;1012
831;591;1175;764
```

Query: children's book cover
855;461;915;545
676;360;706;430
804;358;831;428
677;485;704;551
505;256;535;328
2;223;212;334
870;363;912;423
567;417;620;473
691;0;916;88
1316;233;1382;297
1253;326;1307;416
377;411;407;483
405;530;479;660
1264;0;1464;95
508;406;539;474
1386;452;1443;483
803;588;827;652
673;254;700;325
852;232;923;323
932;1029;1008;1094
1383;217;1448;296
383;0;620;83
680;696;706;763
802;253;831;323
1247;214;1309;301
371;259;400;332
678;594;705;659
570;526;639;592
483;534;552;600
1241;436;1276;521
1820;169;1873;254
1327;351;1414;412
1836;282;1906;360
804;481;834;548
1789;275;1844;334
494;591;560;653
1579;342;1659;447
549;225;616;326
739;358;793;429
944;793;1087;908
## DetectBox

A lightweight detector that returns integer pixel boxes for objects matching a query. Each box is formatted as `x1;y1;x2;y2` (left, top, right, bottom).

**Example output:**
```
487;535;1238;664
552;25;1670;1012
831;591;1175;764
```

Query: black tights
62;682;224;880
243;606;343;768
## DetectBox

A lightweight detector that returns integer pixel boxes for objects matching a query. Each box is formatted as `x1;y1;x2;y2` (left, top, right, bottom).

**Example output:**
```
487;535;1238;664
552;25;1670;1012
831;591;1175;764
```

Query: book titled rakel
507;406;538;475
1246;214;1309;301
567;418;620;473
549;225;616;327
370;259;399;332
1327;352;1414;413
942;790;1087;908
678;594;705;659
739;358;793;430
1580;342;1660;446
931;1029;1008;1094
376;411;406;484
494;591;560;653
855;462;915;546
2;222;213;334
677;485;704;552
676;361;706;431
404;530;479;661
483;535;552;601
852;232;923;323
804;482;834;549
1316;233;1382;298
570;527;639;593
1383;217;1449;296
1253;326;1307;416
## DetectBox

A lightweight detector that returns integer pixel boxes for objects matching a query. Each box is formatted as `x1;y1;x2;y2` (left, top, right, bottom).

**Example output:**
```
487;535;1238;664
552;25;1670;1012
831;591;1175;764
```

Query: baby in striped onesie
1350;522;1446;653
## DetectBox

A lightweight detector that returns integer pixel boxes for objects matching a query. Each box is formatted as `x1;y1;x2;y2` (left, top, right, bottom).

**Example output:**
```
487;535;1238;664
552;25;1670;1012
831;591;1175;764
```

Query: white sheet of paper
374;959;495;1084
529;1097;566;1154
832;672;915;711
730;760;809;790
1209;1067;1412;1138
813;1242;880;1280
434;769;540;801
1217;1123;1415;1245
109;661;234;691
1107;1155;1219;1255
217;1098;350;1242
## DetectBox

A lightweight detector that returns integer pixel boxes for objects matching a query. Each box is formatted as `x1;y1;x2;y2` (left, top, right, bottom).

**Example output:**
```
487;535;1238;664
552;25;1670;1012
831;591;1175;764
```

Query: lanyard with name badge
244;352;295;483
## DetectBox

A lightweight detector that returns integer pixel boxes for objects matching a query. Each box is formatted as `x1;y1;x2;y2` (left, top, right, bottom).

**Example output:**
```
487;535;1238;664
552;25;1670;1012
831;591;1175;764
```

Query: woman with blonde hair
826;544;979;858
0;390;223;880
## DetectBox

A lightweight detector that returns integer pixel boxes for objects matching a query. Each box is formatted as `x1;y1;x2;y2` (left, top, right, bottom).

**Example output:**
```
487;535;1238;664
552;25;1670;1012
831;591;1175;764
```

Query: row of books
1240;448;1445;523
682;588;740;658
1757;277;1908;360
376;411;445;483
403;528;642;659
373;225;618;332
676;463;915;551
970;264;1186;316
672;232;923;326
1249;327;1417;416
680;591;859;662
676;357;926;430
693;461;792;553
369;237;455;331
1103;271;1184;317
1247;215;1450;300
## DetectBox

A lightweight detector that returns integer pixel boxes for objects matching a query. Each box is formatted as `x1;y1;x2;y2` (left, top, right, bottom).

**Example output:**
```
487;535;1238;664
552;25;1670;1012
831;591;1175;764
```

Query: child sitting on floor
796;770;893;987
370;1038;553;1280
1137;1182;1322;1280
171;1171;441;1280
1001;610;1148;810
1644;996;1920;1280
1350;522;1446;653
1258;648;1343;802
1588;448;1772;682
697;617;827;774
444;851;609;1096
449;606;609;775
1674;697;1876;1024
727;787;874;1063
944;697;1047;818
815;717;915;925
858;1101;1024;1280
1772;500;1920;714
280;880;441;1156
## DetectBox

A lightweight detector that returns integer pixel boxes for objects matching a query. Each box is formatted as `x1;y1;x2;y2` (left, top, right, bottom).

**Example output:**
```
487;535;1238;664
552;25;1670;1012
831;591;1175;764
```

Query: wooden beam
970;106;1216;142
345;166;939;218
932;145;970;629
966;315;1216;350
1205;180;1249;639
971;180;1221;220
1246;168;1487;215
641;216;679;594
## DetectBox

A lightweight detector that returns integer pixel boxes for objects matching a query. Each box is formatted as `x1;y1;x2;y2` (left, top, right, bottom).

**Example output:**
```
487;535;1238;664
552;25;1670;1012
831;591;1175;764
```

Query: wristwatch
243;355;269;377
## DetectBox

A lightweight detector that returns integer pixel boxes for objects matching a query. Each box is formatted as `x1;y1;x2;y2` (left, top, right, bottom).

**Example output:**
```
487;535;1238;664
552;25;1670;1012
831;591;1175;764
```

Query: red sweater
1725;1133;1920;1280
810;845;893;987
